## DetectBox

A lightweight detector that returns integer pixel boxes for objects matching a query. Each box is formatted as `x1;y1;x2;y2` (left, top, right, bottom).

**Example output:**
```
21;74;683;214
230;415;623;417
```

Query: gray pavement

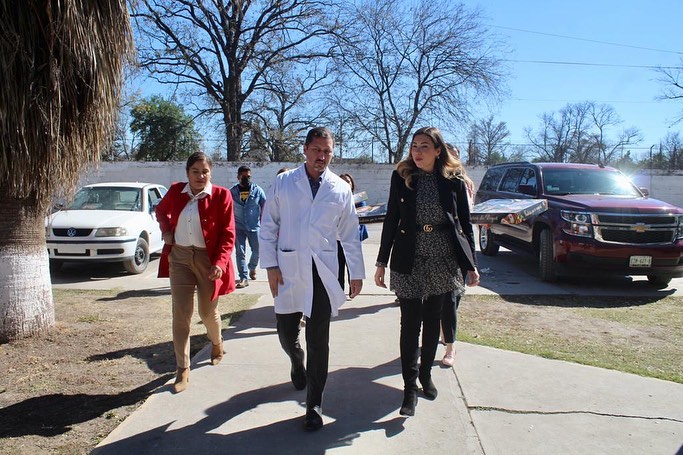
79;224;683;454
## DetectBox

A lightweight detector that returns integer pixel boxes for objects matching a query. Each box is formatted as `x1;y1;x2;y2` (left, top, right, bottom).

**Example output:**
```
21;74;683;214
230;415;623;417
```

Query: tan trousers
169;245;222;368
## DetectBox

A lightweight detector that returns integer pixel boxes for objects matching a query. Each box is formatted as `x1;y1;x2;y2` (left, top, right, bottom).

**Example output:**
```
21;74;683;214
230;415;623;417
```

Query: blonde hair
446;143;474;191
396;127;461;189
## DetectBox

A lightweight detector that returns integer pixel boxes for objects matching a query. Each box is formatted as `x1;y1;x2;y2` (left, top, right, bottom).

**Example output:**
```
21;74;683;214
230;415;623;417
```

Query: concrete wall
82;161;682;208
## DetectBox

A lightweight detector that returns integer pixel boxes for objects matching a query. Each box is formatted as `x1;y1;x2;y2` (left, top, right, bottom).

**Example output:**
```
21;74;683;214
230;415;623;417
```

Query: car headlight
95;227;128;237
561;210;592;237
677;215;683;241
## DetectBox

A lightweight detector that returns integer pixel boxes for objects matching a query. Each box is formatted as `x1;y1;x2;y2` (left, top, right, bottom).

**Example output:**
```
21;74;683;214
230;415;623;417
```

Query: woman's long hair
396;127;461;189
446;143;474;192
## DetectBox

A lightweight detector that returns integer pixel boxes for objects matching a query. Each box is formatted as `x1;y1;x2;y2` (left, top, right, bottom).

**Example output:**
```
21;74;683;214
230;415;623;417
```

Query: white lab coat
259;165;365;317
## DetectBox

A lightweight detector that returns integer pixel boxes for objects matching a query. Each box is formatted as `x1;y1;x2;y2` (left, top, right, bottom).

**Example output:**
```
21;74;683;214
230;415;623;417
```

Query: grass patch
458;295;683;384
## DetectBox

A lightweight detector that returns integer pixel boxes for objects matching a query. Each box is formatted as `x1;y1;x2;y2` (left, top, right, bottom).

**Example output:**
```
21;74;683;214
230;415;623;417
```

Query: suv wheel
479;225;499;256
538;228;557;282
647;275;671;287
124;237;149;274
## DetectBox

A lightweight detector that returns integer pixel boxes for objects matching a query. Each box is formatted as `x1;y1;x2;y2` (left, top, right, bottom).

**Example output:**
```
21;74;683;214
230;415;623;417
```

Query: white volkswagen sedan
46;182;167;274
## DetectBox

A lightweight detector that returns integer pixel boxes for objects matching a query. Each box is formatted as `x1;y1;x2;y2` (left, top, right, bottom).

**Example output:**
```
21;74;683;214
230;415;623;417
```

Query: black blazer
377;170;477;275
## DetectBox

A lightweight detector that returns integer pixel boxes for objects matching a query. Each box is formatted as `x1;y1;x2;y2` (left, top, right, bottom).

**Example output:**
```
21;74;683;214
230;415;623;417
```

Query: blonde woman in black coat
374;127;480;417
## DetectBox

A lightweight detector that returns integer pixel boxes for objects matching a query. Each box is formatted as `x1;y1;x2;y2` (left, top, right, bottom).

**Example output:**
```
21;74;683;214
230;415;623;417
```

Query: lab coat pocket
277;250;300;281
276;250;301;301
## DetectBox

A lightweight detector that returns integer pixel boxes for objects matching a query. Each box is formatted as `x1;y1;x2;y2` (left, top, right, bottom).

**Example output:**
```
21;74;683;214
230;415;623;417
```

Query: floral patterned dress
390;171;465;299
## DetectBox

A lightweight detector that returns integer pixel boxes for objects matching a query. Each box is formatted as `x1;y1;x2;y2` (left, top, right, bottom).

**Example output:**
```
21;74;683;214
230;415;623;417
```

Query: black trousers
276;261;331;410
337;241;346;291
399;292;448;390
440;292;461;344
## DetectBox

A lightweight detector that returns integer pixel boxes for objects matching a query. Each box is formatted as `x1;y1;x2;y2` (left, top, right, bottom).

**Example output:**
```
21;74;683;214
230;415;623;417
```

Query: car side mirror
517;184;537;196
51;202;64;213
638;187;649;197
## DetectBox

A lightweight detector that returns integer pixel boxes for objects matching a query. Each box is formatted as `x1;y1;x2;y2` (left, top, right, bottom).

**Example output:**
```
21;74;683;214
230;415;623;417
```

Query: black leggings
440;292;461;344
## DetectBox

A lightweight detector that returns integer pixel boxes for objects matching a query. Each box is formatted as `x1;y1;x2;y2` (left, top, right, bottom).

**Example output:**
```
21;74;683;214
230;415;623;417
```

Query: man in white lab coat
259;127;365;431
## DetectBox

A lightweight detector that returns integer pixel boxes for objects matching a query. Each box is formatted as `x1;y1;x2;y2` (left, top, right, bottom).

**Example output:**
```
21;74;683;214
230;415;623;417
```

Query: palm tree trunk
0;196;54;342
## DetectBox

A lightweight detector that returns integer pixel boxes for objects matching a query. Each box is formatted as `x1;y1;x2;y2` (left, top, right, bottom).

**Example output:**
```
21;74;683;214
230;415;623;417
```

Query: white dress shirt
173;182;212;248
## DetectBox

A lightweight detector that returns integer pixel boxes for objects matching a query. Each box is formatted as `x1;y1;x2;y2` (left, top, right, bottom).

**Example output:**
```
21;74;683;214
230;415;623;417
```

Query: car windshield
542;169;641;196
67;187;143;211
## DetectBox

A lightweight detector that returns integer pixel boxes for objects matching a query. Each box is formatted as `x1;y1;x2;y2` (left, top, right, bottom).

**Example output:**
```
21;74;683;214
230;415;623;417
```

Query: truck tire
538;228;557;282
647;275;671;287
124;237;149;274
479;225;499;256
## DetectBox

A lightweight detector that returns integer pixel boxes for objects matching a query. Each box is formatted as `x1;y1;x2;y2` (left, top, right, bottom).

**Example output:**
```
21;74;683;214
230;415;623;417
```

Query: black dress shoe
399;389;417;416
304;407;323;431
420;376;438;400
290;364;307;390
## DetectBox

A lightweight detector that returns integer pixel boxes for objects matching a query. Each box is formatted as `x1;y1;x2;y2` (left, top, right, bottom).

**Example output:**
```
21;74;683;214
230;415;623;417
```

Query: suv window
499;168;524;192
542;168;640;196
479;167;506;191
519;168;536;189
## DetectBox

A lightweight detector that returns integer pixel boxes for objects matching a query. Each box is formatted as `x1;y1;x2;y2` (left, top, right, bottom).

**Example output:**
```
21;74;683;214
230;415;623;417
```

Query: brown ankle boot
211;340;224;365
173;367;189;393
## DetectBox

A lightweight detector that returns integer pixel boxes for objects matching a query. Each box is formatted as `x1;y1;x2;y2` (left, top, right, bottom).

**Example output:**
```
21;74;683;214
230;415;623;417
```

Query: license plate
629;255;652;267
57;245;87;254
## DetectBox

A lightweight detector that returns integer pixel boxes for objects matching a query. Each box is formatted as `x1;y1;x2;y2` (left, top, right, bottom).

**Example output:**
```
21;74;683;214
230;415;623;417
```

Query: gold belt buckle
423;224;433;233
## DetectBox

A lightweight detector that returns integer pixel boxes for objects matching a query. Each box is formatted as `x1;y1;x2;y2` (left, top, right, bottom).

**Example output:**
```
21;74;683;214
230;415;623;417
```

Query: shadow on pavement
91;361;407;455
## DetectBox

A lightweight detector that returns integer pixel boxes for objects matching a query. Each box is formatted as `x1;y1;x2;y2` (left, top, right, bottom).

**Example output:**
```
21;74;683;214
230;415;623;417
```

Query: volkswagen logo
67;228;77;237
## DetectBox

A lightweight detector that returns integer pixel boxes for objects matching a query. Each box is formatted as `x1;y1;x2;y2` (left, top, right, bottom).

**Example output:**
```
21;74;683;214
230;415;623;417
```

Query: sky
132;1;683;161
457;0;683;159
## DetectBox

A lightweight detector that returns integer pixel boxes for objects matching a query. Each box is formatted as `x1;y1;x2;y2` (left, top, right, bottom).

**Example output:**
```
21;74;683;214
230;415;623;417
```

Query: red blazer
156;182;236;300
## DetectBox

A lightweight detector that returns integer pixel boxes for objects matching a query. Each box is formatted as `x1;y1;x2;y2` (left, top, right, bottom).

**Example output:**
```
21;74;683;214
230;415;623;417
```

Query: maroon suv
475;162;683;285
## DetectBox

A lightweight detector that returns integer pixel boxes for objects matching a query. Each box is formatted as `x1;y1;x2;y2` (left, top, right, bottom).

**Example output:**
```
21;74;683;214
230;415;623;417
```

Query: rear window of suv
479;167;506;191
542;168;641;196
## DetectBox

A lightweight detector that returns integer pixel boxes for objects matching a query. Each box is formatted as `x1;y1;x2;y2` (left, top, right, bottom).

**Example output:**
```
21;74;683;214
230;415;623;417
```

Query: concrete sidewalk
91;224;683;454
92;286;683;454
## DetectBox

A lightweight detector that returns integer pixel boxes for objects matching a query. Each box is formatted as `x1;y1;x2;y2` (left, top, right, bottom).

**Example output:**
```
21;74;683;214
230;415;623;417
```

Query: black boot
419;375;438;400
399;388;418;416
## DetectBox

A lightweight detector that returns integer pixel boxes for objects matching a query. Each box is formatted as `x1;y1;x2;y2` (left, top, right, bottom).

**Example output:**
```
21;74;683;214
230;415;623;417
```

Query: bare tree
469;115;509;165
334;0;504;163
244;60;332;161
589;103;641;164
526;102;640;164
0;1;133;341
661;131;682;170
131;0;338;161
525;111;574;162
657;59;683;125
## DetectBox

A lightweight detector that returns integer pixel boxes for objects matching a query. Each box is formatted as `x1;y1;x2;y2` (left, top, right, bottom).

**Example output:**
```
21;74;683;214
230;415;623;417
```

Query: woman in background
338;173;369;293
440;144;476;367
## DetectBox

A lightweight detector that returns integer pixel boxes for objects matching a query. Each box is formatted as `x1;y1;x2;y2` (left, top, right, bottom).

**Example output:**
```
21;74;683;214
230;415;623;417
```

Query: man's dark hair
305;127;334;146
237;165;251;175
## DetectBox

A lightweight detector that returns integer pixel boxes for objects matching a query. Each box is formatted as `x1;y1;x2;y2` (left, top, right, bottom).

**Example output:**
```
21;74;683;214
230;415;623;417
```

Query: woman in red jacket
156;152;236;393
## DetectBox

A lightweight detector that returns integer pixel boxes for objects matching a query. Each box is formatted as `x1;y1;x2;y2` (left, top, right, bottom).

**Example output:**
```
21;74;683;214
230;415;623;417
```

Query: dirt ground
0;289;680;454
0;289;256;455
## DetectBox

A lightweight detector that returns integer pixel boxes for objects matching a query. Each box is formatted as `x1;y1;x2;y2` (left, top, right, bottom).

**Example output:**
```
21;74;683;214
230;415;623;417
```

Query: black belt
416;223;449;233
